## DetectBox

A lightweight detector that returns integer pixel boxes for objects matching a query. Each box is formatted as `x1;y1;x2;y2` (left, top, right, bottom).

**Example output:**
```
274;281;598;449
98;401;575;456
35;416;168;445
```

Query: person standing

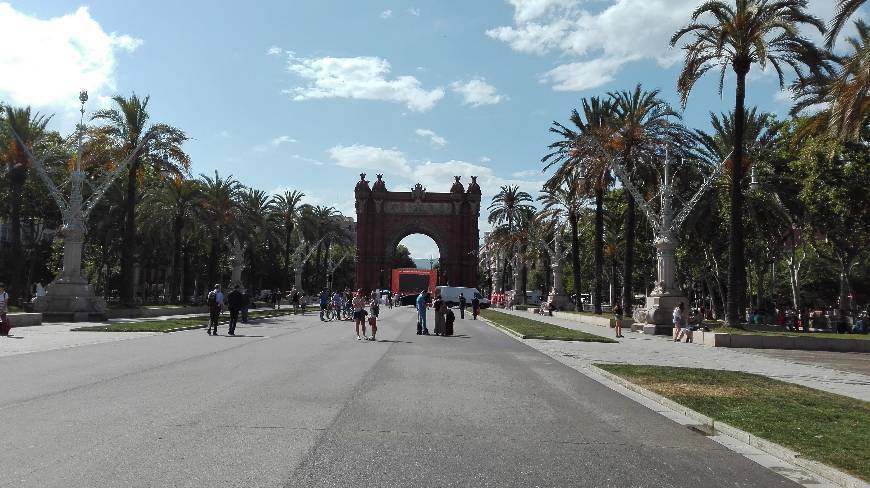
353;289;367;340
433;294;446;336
672;302;684;342
207;284;224;336
368;292;379;341
471;295;480;320
445;306;455;336
291;287;300;314
612;302;624;338
0;283;11;337
241;289;250;324
459;293;467;319
416;289;429;335
227;285;243;336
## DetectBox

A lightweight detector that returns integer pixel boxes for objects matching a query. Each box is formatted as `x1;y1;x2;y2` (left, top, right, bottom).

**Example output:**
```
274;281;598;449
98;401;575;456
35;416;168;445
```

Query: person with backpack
207;284;224;336
459;293;467;319
0;283;10;337
291;287;300;314
471;295;480;320
227;285;243;336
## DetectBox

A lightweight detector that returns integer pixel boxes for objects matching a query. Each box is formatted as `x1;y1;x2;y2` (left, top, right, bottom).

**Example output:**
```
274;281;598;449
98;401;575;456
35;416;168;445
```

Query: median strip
480;309;616;343
595;364;870;484
72;309;299;333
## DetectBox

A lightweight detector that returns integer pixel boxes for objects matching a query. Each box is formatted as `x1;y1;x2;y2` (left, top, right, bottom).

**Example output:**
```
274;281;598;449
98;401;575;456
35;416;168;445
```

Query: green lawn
72;309;297;332
713;326;870;341
481;309;616;343
596;364;870;481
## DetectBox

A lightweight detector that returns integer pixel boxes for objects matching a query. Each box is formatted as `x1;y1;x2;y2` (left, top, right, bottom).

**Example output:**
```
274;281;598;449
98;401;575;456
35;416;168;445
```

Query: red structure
355;173;480;292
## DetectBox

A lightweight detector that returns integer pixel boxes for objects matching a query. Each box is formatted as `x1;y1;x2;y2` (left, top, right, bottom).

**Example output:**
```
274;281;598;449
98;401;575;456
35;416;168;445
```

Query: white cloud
254;135;297;152
267;45;283;56
415;128;448;147
281;53;444;111
451;78;505;106
380;9;393;19
0;4;142;110
407;8;421;16
488;0;698;91
410;160;543;208
328;144;412;175
481;156;492;163
291;154;325;166
511;169;541;178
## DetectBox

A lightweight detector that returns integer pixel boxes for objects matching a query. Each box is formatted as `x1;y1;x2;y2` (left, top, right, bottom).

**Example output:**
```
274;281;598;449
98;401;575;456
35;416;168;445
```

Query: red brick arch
354;173;480;291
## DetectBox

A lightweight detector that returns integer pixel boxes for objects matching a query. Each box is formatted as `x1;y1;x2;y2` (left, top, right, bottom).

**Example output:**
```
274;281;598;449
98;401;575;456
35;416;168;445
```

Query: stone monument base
642;293;688;335
32;278;107;322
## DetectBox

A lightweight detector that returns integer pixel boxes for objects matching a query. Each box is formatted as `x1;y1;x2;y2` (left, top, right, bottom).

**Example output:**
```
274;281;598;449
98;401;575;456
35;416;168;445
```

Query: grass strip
595;364;870;481
481;309;616;343
712;327;870;341
72;309;299;332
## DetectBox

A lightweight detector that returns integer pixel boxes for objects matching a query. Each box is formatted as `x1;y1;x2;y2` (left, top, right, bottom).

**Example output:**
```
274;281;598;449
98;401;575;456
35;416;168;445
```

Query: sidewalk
0;312;218;358
489;308;870;403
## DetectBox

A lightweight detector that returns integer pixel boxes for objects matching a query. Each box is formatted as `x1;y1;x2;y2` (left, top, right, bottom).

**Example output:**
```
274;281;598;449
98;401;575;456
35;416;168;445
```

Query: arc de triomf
354;173;480;292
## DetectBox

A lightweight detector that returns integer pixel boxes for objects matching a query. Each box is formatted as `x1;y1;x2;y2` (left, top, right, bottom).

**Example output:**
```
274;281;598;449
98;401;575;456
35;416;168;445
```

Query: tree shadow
223;334;266;338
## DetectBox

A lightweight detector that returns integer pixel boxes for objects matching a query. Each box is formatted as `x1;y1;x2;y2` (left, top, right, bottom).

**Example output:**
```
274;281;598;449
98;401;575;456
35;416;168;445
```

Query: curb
479;315;867;488
480;314;617;343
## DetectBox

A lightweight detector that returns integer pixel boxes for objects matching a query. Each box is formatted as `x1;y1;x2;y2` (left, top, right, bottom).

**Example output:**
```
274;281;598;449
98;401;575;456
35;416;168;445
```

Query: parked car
434;286;490;308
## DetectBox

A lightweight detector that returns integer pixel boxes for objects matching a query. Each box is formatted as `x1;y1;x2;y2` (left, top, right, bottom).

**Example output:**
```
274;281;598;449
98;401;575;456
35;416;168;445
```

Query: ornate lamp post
12;91;149;320
609;150;726;333
546;232;570;310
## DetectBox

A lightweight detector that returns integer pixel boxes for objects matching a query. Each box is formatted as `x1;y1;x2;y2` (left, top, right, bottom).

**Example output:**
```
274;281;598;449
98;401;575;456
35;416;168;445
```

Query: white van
435;286;489;308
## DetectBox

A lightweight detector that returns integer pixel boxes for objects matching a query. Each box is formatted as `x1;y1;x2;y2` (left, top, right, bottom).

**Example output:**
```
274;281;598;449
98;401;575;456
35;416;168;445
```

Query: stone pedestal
31;226;107;321
642;293;687;334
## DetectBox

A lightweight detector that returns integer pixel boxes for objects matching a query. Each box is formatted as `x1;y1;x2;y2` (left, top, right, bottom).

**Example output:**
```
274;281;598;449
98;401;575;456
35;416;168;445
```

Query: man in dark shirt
471;295;480;320
459;293;467;319
227;285;244;336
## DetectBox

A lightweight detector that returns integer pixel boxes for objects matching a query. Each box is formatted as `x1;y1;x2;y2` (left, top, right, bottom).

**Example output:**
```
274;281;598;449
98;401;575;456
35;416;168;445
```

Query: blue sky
0;1;860;259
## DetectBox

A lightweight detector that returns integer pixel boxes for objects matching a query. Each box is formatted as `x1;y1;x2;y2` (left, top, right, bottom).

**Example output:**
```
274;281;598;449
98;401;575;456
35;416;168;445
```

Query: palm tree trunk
569;210;582;312
8;176;24;304
171;216;183;303
727;70;747;326
622;185;636;317
120;167;138;306
593;186;604;315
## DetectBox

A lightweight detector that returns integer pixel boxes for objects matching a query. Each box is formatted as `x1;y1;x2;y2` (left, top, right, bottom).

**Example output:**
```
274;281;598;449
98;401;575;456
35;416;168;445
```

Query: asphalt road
0;307;800;487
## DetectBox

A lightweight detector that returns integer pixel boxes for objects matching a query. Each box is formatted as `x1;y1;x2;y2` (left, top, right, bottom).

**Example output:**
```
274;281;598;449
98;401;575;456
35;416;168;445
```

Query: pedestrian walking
207;284;224;336
672;302;684;342
368;293;379;341
433;294;446;336
227;285;243;336
613;302;624;338
300;294;308;314
241;290;250;323
291;287;300;314
0;283;11;337
416;289;429;335
471;295;480;320
459;293;466;319
353;289;367;340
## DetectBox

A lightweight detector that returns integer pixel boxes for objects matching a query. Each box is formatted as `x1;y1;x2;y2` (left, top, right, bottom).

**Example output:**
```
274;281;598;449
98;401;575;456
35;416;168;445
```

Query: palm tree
239;188;275;293
199;171;240;286
793;20;869;143
488;185;535;301
0;106;51;302
90;94;189;306
269;190;305;290
671;0;824;325
608;85;685;317
543;96;616;314
537;169;586;311
827;0;866;48
157;178;202;302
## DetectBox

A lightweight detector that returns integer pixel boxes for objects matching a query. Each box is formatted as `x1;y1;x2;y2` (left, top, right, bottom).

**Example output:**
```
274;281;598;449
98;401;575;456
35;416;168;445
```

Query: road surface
0;307;800;487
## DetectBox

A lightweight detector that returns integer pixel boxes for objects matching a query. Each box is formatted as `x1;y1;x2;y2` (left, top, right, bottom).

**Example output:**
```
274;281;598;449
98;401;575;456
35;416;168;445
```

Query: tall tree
543;96;617;314
487;185;535;297
827;0;866;48
537;169;586;311
90;94;189;306
199;171;240;287
0;106;51;303
671;0;825;325
269;190;305;290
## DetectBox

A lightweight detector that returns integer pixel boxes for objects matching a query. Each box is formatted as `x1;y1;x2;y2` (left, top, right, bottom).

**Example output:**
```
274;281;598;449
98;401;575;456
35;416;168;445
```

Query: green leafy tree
392;244;416;269
269;190;305;290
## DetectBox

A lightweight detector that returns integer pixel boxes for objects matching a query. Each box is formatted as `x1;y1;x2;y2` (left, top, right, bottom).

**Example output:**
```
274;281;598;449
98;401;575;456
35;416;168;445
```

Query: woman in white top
672;303;684;342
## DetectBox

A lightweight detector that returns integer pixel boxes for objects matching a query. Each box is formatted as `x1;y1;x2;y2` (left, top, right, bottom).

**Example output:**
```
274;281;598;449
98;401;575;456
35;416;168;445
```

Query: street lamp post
13;91;149;320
